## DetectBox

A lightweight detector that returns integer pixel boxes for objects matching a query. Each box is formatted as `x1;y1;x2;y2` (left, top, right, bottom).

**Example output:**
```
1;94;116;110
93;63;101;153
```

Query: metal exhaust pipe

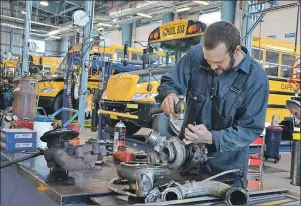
161;180;249;205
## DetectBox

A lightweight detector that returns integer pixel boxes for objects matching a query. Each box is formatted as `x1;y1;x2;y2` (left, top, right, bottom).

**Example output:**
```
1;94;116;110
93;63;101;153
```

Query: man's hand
161;93;179;116
184;124;213;144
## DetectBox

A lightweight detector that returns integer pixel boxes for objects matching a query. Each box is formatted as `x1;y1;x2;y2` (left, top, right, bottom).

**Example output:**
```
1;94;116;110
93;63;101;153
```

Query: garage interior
0;0;300;205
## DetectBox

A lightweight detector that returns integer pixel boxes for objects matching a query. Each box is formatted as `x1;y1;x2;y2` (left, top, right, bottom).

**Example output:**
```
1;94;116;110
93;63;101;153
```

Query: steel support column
9;29;13;52
21;1;32;74
162;13;174;23
122;23;133;46
242;1;255;51
221;0;236;24
78;0;95;132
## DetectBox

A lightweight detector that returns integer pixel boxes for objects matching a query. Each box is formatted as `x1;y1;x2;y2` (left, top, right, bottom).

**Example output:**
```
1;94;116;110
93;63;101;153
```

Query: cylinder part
290;135;300;186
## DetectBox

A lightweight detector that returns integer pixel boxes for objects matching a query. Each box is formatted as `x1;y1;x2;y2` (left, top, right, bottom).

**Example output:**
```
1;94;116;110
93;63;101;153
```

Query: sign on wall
285;33;296;38
28;39;45;53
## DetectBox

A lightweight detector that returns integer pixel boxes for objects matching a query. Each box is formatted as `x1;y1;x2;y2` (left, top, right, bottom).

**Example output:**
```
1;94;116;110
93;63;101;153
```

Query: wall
252;1;300;44
0;27;60;56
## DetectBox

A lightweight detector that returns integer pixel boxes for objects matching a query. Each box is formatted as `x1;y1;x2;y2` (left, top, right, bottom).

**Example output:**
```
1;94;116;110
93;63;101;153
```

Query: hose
161;180;249;205
0;150;44;169
108;177;138;197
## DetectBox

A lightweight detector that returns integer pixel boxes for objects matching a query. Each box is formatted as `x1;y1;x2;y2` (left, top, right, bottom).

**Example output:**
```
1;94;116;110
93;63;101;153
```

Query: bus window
281;53;295;78
132;53;142;61
251;47;263;65
115;50;124;61
265;50;279;77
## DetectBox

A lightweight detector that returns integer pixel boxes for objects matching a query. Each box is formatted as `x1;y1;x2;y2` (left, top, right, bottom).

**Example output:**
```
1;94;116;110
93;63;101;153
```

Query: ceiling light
97;27;104;30
98;22;113;27
176;7;191;12
113;19;117;22
193;1;209;5
137;13;152;18
40;1;49;6
21;10;26;14
49;35;61;39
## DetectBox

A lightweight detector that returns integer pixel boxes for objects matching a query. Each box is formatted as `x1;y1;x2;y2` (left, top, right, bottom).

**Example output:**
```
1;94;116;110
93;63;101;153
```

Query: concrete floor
80;127;300;194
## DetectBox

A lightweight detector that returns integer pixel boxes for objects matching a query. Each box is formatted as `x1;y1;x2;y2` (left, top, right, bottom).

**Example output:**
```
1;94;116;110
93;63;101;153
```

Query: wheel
278;155;281;160
152;113;174;139
52;92;63;119
274;159;278;164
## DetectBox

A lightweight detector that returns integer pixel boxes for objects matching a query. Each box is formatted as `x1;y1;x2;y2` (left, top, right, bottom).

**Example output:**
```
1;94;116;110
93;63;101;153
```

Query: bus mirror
124;43;129;56
142;53;159;64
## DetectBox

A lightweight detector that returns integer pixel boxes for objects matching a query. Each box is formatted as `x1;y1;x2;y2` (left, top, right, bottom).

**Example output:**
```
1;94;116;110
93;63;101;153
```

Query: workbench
1;138;300;205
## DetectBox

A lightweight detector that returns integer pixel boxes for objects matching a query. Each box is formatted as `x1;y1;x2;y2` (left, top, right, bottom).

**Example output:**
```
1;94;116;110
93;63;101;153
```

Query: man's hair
202;21;240;54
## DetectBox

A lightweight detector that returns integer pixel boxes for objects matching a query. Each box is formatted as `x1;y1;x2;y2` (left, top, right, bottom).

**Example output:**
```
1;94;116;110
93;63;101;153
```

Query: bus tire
152;113;174;139
52;91;63;119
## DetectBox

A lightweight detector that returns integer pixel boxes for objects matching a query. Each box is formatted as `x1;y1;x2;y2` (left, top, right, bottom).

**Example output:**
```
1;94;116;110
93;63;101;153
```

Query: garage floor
80;127;300;194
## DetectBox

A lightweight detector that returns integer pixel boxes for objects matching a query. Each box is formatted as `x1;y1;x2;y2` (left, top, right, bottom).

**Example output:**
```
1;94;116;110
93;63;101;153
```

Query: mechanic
155;21;269;187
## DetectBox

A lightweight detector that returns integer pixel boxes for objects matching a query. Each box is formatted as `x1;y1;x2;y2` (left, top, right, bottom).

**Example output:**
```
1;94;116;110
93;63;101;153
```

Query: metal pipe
1;151;43;169
78;0;95;131
161;180;249;205
248;2;299;15
21;0;32;75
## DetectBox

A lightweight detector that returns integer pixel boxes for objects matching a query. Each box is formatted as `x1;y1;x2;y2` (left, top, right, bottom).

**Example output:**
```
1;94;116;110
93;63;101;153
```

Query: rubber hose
161;180;249;205
0;151;43;169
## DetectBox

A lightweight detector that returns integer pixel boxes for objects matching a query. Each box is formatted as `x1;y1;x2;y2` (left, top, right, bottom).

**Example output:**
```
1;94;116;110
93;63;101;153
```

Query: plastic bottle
12;79;36;121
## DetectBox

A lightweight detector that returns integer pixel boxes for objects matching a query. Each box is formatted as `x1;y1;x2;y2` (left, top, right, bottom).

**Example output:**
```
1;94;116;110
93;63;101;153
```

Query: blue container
1;140;37;152
264;126;283;159
0;128;37;142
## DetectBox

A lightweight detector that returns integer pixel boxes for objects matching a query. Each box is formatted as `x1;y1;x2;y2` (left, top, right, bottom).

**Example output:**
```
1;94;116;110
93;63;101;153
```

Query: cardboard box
1;141;37;152
1;128;37;142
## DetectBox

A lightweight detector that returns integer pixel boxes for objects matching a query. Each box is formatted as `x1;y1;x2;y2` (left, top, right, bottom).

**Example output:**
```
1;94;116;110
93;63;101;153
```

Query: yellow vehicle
100;19;300;138
36;43;160;115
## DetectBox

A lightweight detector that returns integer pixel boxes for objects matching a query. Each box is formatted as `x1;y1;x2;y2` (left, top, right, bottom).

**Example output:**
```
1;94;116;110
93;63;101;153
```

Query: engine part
115;162;165;197
146;130;208;171
41;129;108;171
161;180;249;205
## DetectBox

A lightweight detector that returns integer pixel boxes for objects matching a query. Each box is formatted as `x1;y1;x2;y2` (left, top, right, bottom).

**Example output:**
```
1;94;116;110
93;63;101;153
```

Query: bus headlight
101;93;107;100
132;93;158;101
40;87;54;93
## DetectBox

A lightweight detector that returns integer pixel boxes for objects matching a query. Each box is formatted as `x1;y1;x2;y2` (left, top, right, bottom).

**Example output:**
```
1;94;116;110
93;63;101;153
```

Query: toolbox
0;128;37;152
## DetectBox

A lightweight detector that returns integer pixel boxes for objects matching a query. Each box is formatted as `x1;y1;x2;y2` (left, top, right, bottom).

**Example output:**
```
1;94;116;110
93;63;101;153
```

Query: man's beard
214;53;236;76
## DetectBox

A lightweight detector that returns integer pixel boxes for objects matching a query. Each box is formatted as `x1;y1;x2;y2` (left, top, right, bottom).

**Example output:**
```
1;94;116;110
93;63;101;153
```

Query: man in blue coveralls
156;21;269;187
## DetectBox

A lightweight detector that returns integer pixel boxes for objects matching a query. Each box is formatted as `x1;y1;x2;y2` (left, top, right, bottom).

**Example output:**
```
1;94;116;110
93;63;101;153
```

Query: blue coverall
156;43;269;187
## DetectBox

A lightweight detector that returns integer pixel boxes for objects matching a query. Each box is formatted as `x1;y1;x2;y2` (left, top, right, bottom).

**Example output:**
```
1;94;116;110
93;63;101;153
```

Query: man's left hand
184;124;213;144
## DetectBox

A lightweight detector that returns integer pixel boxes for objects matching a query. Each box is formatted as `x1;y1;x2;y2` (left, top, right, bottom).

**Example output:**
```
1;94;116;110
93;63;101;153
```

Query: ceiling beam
31;1;59;15
64;1;84;8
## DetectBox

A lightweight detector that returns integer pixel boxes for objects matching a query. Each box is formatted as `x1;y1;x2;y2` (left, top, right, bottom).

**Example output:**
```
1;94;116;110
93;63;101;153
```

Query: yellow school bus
100;19;300;138
36;43;165;115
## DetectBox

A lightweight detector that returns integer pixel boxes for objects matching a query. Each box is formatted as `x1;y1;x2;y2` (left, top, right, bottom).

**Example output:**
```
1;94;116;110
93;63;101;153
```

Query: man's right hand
161;93;179;116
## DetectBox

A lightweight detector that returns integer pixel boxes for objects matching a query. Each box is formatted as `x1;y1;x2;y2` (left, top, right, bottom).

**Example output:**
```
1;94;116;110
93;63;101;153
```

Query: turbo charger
146;130;208;172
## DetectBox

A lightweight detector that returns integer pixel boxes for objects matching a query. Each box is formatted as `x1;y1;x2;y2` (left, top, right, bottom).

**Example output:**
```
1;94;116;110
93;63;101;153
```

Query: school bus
100;19;300;138
36;44;166;115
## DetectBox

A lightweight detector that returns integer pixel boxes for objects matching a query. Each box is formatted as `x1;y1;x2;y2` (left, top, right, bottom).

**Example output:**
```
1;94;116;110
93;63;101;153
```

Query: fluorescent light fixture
97;27;104;30
137;13;152;18
21;10;26;14
40;1;49;6
176;7;191;12
193;1;209;5
49;35;61;39
98;22;113;27
31;32;47;36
